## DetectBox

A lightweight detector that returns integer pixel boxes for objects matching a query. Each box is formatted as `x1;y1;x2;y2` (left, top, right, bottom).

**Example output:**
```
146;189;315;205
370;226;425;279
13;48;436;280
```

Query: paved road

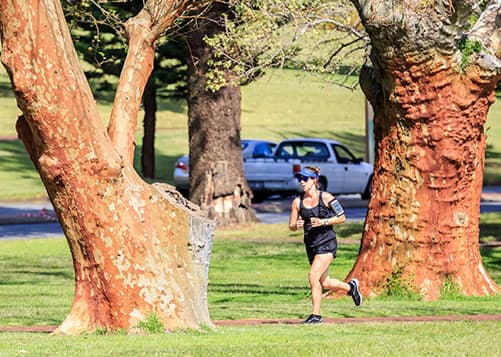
254;194;368;224
0;200;61;239
1;187;500;239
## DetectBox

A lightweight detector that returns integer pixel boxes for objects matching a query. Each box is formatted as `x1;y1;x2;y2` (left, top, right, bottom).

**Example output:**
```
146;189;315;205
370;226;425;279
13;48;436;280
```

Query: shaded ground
1;314;500;333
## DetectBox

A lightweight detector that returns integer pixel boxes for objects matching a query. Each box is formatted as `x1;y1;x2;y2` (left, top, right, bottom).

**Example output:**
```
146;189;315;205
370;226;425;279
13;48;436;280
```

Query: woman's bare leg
309;253;334;315
320;270;351;293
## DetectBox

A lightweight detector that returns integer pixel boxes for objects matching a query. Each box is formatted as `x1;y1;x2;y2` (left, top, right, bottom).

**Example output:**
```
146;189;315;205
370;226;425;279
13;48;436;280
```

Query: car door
331;144;367;193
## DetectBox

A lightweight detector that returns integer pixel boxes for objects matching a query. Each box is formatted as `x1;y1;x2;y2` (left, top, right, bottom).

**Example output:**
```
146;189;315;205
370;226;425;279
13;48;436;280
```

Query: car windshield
276;141;329;160
332;144;357;163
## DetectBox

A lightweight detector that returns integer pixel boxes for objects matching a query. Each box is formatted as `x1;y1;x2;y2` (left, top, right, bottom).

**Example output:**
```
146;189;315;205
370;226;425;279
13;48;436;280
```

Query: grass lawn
0;219;500;356
1;322;500;356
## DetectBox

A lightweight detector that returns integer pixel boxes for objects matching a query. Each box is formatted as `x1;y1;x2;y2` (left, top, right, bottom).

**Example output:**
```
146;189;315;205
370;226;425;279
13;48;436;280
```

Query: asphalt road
1;188;500;240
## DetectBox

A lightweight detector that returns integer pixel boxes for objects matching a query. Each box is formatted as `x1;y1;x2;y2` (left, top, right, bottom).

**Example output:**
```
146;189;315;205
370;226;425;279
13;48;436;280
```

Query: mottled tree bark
0;0;214;334
186;2;256;226
342;0;501;299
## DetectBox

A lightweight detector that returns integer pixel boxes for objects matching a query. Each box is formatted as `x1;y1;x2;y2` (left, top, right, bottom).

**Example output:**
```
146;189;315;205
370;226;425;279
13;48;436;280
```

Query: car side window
298;143;328;159
277;144;295;158
332;144;356;164
253;143;275;158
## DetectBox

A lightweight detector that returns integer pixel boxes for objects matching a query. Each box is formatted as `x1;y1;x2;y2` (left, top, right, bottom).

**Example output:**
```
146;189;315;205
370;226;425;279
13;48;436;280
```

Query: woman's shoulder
291;195;301;207
321;191;335;203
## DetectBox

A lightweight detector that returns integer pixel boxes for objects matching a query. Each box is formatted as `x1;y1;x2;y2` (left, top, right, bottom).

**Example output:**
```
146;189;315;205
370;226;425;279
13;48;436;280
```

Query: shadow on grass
337;223;365;238
0;140;180;188
480;246;501;269
485;143;501;185
0;269;73;285
0;81;14;97
480;223;501;243
209;283;307;297
0;140;38;180
485;143;501;160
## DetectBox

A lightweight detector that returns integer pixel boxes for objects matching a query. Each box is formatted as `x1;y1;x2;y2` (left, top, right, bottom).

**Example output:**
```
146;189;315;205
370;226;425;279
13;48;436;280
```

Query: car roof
278;138;341;145
242;139;276;144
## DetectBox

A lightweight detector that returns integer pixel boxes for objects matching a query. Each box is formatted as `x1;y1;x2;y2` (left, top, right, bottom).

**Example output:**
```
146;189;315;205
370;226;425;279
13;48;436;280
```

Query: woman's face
297;175;316;191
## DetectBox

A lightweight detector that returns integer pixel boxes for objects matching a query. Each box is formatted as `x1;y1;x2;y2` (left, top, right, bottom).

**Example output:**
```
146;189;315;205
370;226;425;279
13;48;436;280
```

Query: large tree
186;1;256;226
210;0;500;299
345;0;500;299
0;0;214;335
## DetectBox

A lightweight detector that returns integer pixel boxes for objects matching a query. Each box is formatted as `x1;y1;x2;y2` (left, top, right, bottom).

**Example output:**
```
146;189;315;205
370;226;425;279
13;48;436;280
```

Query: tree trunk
142;77;156;179
186;2;256;226
343;0;501;299
0;0;214;334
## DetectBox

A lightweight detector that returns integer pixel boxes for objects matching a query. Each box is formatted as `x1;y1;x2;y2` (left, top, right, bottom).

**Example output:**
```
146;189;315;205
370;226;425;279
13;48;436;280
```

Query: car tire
361;175;372;200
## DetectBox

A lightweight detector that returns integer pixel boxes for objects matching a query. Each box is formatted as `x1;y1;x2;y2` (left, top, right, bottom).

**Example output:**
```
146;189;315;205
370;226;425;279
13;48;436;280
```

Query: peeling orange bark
0;0;214;334
346;56;500;299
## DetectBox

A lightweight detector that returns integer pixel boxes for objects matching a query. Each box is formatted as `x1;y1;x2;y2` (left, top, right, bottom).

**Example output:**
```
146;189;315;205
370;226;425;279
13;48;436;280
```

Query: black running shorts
305;238;337;265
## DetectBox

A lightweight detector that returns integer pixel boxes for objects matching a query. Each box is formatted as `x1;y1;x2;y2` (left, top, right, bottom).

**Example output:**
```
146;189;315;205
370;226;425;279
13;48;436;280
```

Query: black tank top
299;191;337;247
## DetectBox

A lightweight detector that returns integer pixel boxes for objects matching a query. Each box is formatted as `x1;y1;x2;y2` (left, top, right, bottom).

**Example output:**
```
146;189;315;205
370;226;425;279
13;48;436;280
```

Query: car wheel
361;175;372;200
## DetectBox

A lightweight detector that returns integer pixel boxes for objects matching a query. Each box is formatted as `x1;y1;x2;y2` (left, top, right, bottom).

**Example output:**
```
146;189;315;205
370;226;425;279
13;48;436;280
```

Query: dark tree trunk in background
142;77;156;179
186;2;256;226
339;0;501;300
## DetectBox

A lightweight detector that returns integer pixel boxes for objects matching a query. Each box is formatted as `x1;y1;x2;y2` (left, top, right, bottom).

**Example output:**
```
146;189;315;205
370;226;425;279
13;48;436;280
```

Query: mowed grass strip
1;321;500;356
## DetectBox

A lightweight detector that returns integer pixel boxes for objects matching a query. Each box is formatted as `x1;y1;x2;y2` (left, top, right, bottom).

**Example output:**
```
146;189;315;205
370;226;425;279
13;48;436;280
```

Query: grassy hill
0;65;500;199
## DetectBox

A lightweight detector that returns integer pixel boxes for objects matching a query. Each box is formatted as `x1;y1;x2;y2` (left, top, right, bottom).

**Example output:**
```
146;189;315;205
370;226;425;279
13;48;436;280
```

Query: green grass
0;220;500;355
1;65;500;199
1;322;500;356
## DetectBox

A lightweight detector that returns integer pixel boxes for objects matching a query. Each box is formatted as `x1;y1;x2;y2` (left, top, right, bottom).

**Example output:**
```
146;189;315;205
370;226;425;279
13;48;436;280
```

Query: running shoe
303;314;323;324
349;278;363;306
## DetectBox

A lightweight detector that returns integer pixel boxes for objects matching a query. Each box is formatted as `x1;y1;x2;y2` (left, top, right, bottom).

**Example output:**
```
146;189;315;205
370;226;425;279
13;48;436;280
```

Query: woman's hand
296;218;304;229
310;217;326;227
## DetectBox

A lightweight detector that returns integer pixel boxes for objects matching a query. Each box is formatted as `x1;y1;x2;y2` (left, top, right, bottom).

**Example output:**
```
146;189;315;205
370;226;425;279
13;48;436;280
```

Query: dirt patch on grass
2;314;500;333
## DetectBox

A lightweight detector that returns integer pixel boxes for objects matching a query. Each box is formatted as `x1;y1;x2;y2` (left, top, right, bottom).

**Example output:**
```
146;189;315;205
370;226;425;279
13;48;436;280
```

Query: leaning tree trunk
0;0;214;334
343;0;501;299
186;2;256;226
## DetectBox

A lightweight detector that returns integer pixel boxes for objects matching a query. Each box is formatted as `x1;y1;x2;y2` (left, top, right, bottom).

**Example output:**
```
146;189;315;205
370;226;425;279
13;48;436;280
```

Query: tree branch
107;0;208;164
468;0;501;70
469;0;500;44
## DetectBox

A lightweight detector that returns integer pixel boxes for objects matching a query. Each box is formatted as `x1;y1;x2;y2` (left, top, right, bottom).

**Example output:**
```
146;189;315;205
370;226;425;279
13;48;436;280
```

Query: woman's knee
308;271;322;285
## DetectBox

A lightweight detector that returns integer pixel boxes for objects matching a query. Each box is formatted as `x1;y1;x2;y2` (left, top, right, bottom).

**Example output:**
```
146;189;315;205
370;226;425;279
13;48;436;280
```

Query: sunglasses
296;175;311;183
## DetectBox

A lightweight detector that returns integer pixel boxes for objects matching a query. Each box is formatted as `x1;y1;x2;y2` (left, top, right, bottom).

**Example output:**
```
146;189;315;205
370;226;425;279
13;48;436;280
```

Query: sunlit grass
1;321;500;356
1;218;500;327
0;218;500;355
